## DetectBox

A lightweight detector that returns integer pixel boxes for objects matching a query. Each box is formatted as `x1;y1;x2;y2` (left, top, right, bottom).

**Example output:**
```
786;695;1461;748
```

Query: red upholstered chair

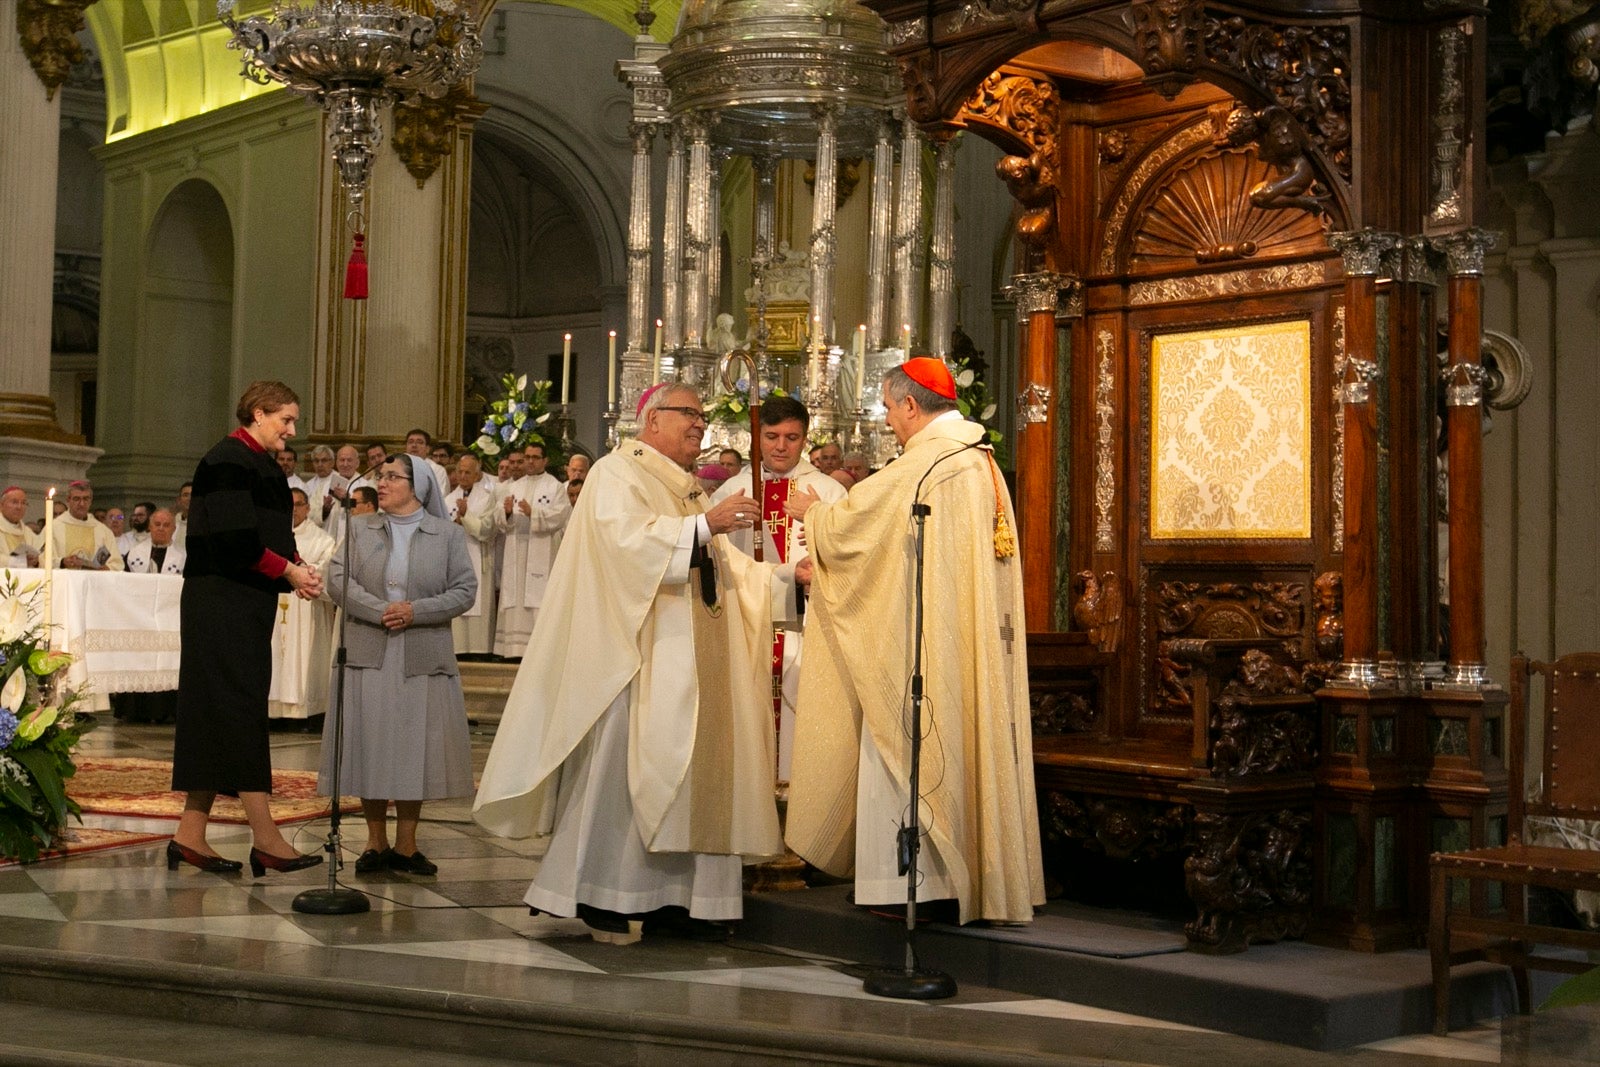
1430;652;1600;1035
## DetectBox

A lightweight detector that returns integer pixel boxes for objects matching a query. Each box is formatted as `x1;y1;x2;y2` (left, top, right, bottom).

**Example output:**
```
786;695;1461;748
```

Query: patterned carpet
0;826;165;868
69;756;359;824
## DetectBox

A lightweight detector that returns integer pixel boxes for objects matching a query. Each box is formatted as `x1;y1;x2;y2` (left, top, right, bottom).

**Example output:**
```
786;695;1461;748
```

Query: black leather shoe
166;840;242;874
354;848;391;874
642;905;734;942
249;847;324;877
576;903;632;934
387;849;438;876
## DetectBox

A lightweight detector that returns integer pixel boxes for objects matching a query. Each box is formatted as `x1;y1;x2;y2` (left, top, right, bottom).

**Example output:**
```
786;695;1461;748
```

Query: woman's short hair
235;380;300;426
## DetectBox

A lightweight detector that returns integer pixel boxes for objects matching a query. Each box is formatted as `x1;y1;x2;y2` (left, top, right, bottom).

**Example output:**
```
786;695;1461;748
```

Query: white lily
515;374;528;392
981;403;997;421
0;597;27;645
0;668;24;714
956;369;976;388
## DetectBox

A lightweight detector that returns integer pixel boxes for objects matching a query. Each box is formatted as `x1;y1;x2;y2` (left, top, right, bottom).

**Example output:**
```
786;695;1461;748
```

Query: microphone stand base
862;968;957;1000
292;887;371;915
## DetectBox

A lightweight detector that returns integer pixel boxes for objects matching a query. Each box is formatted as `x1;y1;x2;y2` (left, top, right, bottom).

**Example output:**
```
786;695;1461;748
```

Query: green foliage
0;571;96;863
950;355;1007;465
707;382;787;426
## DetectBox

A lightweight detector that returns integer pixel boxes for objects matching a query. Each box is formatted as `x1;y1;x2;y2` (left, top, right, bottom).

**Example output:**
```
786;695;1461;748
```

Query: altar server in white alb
443;452;498;656
709;395;845;783
269;488;338;720
474;383;805;943
52;481;124;571
491;440;569;659
124;508;186;575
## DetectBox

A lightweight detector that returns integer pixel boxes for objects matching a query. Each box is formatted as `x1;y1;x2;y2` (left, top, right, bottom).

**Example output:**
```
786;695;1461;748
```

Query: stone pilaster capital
1005;271;1080;317
628;122;657;152
1430;227;1502;277
1395;235;1442;287
1328;228;1401;277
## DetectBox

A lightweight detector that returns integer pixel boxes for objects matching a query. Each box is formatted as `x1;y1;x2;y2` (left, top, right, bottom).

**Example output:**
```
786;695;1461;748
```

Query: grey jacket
329;512;477;677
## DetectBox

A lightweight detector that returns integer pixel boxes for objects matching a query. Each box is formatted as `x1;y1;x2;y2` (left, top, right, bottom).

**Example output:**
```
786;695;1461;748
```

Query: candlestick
607;330;617;405
855;324;867;408
561;333;572;406
901;323;911;353
42;487;55;644
653;319;663;385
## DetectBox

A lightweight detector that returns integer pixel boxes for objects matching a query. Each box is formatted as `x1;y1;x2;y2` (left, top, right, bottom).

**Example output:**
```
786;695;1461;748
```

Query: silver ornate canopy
657;0;900;156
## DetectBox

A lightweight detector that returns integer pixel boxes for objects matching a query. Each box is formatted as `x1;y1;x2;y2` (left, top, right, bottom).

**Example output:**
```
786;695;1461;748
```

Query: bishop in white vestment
474;384;803;940
0;487;42;566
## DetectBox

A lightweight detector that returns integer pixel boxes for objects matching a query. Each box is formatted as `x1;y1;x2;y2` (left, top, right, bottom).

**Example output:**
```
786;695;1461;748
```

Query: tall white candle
652;319;663;385
561;333;572;406
607;330;618;405
855;324;867;408
42;487;55;644
901;323;912;353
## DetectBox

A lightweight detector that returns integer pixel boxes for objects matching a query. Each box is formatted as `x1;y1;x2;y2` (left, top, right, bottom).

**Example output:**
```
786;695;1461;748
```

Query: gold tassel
986;452;1016;559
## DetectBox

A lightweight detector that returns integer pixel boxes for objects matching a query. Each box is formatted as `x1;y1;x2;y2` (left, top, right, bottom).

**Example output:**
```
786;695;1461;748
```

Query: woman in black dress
168;380;325;875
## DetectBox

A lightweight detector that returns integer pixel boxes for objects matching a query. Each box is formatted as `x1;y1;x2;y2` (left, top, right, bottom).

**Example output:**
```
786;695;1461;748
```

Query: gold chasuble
475;441;785;861
786;416;1045;924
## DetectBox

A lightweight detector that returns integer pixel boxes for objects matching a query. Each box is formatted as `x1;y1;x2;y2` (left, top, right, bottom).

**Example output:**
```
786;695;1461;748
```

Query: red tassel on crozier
343;233;369;300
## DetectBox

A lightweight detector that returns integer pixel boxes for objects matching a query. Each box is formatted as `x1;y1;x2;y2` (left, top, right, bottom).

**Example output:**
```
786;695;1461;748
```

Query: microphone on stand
862;439;982;1001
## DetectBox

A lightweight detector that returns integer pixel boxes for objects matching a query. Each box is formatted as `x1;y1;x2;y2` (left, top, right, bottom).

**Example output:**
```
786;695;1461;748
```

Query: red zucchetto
900;357;957;399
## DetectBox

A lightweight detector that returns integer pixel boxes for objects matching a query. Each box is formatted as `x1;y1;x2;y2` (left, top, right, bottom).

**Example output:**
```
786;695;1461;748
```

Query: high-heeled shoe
166;840;242;873
248;846;324;877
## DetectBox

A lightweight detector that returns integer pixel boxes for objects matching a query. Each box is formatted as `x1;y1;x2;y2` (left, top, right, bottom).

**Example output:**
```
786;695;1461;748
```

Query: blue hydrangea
499;423;517;442
481;420;495;435
0;708;17;750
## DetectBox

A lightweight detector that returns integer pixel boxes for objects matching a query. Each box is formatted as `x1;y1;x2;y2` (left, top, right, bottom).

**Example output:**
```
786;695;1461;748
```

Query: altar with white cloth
2;568;330;718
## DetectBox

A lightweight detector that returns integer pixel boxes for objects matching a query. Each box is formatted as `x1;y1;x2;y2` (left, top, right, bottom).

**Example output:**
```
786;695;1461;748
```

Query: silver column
865;113;895;350
927;133;959;360
661;122;686;351
807;104;840;346
892;121;925;350
682;116;713;350
623;122;656;360
706;145;729;331
750;152;778;360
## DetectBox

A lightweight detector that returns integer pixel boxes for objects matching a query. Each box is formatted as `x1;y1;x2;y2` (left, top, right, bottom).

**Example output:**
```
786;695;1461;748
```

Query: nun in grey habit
320;452;477;876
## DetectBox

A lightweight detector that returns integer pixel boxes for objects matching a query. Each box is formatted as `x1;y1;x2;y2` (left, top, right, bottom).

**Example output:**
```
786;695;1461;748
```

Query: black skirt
169;574;277;793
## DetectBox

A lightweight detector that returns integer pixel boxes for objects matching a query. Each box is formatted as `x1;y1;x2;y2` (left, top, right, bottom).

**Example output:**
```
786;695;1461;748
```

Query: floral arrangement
0;573;94;863
706;381;788;426
471;372;551;467
951;355;1005;462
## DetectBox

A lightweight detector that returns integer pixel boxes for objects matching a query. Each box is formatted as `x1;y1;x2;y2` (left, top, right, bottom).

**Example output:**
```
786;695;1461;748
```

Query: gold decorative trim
15;0;97;101
1094;329;1116;553
1129;261;1328;305
1099;120;1215;274
1331;304;1345;546
392;85;490;188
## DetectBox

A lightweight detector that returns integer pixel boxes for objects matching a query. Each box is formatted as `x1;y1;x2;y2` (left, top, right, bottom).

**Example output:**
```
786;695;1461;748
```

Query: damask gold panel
1149;319;1311;540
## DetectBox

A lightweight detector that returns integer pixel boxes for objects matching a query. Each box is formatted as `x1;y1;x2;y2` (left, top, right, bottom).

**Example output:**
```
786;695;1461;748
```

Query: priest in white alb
710;395;845;783
52;481;124;571
444;452;499;656
124;508;186;574
783;358;1044;925
474;383;805;943
0;487;41;567
491;440;570;659
268;487;338;720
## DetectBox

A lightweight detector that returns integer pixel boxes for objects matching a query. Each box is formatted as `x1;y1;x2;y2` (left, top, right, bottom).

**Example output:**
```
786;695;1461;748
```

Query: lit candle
607;330;618;405
561;333;572;406
901;323;911;353
855;324;867;408
653;318;663;385
42;487;54;571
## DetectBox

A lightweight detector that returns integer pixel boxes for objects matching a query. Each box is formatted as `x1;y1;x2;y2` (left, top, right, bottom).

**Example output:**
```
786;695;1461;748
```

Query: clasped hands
381;600;414;631
286;562;323;601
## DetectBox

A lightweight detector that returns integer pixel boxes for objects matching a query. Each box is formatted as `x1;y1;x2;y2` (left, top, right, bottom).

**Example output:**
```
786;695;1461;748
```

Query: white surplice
491;471;570;658
445;479;498;655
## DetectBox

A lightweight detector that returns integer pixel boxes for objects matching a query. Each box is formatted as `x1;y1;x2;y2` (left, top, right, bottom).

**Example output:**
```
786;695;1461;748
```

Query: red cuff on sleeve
254;548;290;580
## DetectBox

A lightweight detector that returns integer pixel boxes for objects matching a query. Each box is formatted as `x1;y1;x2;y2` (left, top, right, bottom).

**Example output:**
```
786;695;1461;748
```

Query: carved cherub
1223;105;1327;216
1073;570;1124;654
1313;571;1343;661
996;151;1057;254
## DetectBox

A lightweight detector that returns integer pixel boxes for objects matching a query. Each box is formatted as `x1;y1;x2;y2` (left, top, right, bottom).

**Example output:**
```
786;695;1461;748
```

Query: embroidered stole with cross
762;476;794;779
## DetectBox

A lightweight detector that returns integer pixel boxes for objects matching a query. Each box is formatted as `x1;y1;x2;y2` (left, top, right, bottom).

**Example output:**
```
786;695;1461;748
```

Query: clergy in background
710;395;845;784
444;452;498;657
52;481;125;571
0;487;42;566
124;508;186;574
474;383;804;943
783;358;1044;925
268;488;337;720
491;440;569;659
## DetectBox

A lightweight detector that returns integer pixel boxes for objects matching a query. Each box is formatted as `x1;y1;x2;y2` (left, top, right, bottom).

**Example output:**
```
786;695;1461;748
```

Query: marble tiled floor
0;718;1589;1066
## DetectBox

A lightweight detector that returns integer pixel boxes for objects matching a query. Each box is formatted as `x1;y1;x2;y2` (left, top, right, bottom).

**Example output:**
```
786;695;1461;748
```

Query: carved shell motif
1129;150;1327;273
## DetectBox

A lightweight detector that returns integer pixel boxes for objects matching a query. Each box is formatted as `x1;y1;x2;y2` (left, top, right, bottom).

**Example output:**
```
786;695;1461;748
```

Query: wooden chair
1430;652;1600;1035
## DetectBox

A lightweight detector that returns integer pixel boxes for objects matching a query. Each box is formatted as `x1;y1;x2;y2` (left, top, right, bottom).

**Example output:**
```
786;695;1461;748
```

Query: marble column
808;105;840;349
926;132;959;360
661;123;686;352
706;146;729;334
681;117;713;354
0;0;101;501
1433;227;1500;688
1329;228;1401;687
